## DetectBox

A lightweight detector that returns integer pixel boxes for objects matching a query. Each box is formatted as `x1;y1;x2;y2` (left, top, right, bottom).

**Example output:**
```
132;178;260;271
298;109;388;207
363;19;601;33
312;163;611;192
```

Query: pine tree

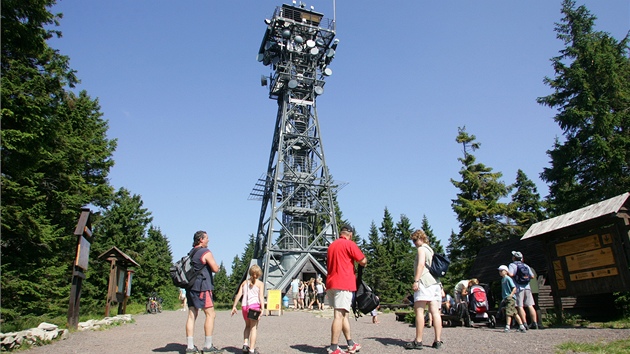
508;170;546;236
537;0;630;215
213;263;231;304
375;208;399;303
1;0;116;322
87;188;153;305
136;227;176;307
421;215;444;255
229;234;256;297
449;127;510;280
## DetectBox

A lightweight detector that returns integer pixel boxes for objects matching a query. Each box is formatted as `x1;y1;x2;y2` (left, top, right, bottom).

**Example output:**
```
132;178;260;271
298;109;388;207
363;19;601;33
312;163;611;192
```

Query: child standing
498;265;527;333
231;265;265;354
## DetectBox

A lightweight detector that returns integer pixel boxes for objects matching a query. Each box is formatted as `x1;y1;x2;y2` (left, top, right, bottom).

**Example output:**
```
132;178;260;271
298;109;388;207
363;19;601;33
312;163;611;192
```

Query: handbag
247;308;261;320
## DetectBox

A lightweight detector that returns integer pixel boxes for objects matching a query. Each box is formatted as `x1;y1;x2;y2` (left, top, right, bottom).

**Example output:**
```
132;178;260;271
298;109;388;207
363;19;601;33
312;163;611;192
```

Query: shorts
292;291;299;300
187;290;214;309
414;283;442;303
515;288;534;307
504;296;517;317
327;289;352;312
317;293;325;303
241;303;262;321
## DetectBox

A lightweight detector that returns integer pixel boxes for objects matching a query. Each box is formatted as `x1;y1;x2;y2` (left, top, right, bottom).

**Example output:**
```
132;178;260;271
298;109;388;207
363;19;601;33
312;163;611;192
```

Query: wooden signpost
67;207;93;330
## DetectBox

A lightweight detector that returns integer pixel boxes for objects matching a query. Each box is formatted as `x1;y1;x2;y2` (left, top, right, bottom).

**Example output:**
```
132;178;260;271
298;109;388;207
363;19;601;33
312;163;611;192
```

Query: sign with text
267;289;281;313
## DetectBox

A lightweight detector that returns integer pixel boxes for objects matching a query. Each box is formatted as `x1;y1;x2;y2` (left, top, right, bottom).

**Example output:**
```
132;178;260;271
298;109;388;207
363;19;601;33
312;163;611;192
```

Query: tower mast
250;3;341;294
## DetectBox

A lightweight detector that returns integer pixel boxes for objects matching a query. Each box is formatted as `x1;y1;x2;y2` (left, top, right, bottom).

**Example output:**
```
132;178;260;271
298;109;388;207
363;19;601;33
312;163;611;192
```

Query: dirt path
22;309;630;353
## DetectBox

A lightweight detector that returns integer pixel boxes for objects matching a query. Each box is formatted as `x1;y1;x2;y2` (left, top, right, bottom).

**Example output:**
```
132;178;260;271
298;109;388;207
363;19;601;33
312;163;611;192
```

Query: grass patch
556;338;630;354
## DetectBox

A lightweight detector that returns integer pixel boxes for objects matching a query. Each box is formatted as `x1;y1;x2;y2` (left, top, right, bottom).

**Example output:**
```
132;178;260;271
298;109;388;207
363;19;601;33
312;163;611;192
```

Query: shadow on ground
153;342;185;353
290;344;326;353
366;336;410;348
153;343;239;353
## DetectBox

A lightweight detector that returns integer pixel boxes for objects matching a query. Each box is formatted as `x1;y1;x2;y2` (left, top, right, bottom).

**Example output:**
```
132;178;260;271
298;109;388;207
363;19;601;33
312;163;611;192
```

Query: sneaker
432;341;443;349
327;348;347;354
201;346;223;353
347;343;362;353
185;347;200;354
503;327;509;333
242;345;249;354
529;322;539;330
518;327;527;333
404;340;423;350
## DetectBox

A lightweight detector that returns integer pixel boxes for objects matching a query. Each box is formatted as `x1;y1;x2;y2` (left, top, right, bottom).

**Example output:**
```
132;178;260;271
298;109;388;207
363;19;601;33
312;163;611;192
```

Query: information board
267;289;281;314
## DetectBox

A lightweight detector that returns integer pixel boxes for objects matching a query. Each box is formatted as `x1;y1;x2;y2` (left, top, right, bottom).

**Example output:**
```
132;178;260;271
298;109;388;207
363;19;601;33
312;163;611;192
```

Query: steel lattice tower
249;3;341;294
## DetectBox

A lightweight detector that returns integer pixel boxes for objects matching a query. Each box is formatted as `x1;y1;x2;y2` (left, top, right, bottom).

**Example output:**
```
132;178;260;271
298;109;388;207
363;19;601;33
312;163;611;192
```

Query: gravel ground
22;308;630;354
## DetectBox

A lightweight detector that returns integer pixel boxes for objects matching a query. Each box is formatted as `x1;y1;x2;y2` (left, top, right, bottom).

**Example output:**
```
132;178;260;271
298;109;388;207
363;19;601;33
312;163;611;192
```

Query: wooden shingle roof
523;192;630;240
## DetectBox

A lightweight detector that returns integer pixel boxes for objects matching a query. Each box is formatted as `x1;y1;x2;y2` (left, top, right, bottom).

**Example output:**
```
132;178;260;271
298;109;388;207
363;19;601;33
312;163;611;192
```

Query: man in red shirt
326;225;367;354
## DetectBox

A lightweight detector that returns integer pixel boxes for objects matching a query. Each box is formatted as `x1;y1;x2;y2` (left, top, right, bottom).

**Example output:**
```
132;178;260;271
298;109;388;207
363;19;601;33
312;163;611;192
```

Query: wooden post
67;208;93;330
104;259;117;317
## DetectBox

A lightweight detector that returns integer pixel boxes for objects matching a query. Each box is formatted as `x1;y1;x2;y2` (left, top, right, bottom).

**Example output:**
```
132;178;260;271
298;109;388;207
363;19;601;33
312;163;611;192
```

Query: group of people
181;226;445;353
181;230;267;354
498;251;541;332
290;276;326;310
180;227;547;353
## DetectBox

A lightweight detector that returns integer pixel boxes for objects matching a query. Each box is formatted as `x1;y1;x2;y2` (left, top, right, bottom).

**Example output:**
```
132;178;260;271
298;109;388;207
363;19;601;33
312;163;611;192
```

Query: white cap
498;265;509;272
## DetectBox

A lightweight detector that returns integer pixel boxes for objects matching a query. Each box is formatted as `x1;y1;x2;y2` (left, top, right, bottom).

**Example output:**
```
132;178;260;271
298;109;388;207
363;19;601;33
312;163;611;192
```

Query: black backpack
513;261;531;286
424;245;450;278
170;248;202;289
352;266;380;319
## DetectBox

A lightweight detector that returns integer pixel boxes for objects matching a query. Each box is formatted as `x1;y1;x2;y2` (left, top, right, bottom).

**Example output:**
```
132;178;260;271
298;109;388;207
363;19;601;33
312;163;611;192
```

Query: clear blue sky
48;1;629;270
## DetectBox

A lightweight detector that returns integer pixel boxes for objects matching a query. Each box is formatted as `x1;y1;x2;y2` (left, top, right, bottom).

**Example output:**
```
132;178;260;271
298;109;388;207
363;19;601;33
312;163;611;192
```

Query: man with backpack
326;225;367;354
184;230;223;353
508;251;541;329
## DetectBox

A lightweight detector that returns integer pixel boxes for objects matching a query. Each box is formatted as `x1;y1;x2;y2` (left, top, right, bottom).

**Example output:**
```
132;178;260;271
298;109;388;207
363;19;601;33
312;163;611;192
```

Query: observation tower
249;2;342;294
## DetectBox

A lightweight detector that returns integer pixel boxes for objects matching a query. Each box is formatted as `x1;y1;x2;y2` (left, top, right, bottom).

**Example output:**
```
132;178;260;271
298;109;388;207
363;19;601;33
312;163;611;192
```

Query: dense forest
2;0;628;330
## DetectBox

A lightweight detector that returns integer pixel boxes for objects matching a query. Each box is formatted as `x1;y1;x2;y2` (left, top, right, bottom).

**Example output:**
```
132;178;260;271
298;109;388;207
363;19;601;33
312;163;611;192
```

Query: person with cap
508;251;540;329
498;265;527;333
326;224;367;354
184;230;223;353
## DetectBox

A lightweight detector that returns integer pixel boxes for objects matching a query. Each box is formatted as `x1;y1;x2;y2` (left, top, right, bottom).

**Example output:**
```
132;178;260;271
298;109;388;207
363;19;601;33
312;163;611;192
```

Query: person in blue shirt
498;265;527;333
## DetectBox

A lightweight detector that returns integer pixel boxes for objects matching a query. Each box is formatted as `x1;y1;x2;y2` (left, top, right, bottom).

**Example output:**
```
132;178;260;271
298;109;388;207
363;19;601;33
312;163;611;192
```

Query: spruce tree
1;0;116;321
508;170;546;236
537;0;630;215
449;127;510;280
213;263;231;304
421;215;444;254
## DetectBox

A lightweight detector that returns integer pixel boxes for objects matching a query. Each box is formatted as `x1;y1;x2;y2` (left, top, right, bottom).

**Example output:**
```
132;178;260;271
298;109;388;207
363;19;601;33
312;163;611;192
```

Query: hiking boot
347;343;362;353
185;346;200;354
242;345;249;354
201;346;223;353
404;340;423;350
432;341;443;349
327;348;347;354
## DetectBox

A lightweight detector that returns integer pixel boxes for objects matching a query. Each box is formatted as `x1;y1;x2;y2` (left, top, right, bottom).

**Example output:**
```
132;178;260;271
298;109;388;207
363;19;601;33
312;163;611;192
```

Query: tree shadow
290;344;327;353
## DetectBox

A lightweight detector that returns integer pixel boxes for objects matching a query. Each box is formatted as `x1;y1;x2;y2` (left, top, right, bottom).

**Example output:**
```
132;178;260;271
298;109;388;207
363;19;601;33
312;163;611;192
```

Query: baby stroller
467;284;496;328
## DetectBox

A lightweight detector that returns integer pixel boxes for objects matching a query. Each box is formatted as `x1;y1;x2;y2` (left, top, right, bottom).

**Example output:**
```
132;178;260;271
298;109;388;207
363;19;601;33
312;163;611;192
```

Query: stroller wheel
488;315;496;328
